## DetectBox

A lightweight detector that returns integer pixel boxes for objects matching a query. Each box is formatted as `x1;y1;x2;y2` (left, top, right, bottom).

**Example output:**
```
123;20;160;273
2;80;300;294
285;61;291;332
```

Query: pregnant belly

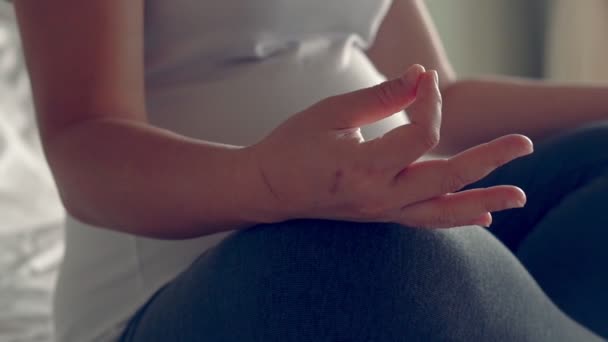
145;39;409;147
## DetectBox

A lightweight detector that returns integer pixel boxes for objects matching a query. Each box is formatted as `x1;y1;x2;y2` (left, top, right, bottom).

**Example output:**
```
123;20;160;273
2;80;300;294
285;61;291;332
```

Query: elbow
60;193;107;229
57;182;154;237
44;136;127;233
51;171;119;230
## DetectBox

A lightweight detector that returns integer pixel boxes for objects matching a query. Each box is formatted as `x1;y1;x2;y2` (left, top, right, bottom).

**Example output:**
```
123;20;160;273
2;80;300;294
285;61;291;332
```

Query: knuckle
441;171;469;193
434;91;444;107
346;165;392;220
422;90;443;112
427;205;458;228
424;80;443;104
372;80;399;109
418;128;440;150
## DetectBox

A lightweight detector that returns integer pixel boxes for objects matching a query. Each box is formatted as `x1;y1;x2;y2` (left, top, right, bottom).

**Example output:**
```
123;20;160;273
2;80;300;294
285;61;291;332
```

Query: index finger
319;64;426;129
361;70;442;170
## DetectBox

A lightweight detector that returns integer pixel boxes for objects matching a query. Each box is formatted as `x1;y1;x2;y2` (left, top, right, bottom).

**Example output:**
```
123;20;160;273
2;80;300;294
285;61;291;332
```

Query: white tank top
53;1;407;341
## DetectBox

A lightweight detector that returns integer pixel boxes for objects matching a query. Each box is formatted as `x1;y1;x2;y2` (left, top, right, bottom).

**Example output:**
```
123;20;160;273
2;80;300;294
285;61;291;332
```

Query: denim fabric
120;124;608;341
470;123;608;337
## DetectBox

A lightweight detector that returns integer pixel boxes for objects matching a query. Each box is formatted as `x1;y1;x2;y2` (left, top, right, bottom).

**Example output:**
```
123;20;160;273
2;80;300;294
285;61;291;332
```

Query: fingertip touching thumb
324;64;426;129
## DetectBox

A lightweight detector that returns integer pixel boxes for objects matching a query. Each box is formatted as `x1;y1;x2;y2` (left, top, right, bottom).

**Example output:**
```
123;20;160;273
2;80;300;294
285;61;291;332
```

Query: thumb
319;64;426;129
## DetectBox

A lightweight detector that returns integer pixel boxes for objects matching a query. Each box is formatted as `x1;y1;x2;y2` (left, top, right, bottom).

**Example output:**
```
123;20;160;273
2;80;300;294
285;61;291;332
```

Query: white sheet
0;4;65;342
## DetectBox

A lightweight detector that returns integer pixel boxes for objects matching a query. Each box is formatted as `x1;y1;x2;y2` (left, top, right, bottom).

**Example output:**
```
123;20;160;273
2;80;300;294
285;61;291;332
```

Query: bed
0;4;65;341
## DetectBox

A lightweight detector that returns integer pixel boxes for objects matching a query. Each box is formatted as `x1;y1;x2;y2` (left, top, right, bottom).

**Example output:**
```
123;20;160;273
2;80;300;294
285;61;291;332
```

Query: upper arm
13;0;145;142
367;0;456;89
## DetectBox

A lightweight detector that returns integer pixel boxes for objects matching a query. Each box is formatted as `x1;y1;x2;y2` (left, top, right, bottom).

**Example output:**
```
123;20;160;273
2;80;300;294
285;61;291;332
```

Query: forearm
44;117;276;239
435;76;608;155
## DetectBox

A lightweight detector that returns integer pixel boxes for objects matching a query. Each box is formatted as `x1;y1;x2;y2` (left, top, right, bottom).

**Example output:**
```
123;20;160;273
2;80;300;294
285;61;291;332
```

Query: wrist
232;146;290;225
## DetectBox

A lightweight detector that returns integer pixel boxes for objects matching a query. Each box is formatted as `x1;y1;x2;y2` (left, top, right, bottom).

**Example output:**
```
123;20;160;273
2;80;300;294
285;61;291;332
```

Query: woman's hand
247;65;533;228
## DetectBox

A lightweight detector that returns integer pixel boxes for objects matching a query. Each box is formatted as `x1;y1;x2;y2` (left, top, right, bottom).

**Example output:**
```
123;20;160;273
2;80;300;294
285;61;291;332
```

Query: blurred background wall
426;0;548;78
425;0;608;82
545;0;608;82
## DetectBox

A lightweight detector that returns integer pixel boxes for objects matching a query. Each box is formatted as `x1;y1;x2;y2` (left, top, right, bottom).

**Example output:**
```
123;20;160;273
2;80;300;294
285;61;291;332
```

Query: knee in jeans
202;220;508;319
181;220;580;340
541;122;608;165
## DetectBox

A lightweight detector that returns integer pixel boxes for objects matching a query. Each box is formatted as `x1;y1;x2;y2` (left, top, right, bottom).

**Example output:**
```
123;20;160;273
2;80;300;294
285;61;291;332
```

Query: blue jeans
120;124;608;341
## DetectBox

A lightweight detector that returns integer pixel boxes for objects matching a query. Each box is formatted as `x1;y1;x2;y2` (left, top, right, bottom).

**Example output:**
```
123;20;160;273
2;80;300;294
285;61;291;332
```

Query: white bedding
0;4;65;342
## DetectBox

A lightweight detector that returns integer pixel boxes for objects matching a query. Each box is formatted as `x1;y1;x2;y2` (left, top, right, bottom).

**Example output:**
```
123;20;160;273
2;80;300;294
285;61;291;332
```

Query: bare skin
12;0;606;239
250;65;532;228
368;0;608;155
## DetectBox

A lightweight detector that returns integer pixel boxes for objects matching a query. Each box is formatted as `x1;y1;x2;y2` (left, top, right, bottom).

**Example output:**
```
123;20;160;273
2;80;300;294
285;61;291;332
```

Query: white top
52;0;411;341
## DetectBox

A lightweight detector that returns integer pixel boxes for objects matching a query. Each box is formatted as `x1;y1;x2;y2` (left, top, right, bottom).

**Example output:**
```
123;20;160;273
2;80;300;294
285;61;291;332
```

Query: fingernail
404;65;424;85
508;198;526;208
405;70;418;85
516;135;534;155
526;141;534;154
